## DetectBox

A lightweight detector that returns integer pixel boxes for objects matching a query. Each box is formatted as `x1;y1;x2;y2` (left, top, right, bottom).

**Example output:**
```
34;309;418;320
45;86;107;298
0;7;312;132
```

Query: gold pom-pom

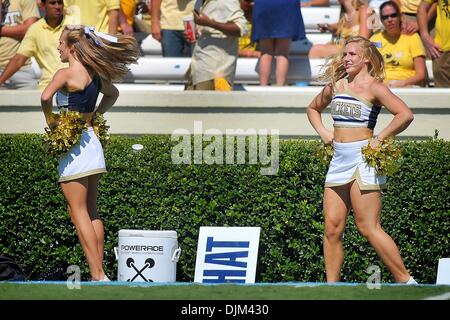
214;77;232;91
361;137;401;175
316;143;334;166
44;110;85;157
92;112;110;148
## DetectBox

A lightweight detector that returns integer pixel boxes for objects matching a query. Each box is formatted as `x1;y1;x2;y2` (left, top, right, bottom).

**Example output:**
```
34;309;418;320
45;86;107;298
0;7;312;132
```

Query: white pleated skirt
58;127;107;183
325;139;386;191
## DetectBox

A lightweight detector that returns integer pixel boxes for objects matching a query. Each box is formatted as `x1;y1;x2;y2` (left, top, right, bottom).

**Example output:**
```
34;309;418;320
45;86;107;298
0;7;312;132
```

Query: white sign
194;227;261;284
436;258;450;285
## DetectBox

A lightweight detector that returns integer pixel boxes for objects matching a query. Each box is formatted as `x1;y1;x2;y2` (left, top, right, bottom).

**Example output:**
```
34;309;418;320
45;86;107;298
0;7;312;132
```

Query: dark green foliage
0;134;448;283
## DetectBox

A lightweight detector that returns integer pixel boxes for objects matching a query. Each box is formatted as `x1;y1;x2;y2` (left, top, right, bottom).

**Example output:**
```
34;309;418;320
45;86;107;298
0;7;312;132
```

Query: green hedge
0;134;448;283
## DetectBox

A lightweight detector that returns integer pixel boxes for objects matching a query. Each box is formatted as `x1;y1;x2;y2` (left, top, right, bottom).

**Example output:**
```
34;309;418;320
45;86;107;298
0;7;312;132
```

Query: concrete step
1;87;448;140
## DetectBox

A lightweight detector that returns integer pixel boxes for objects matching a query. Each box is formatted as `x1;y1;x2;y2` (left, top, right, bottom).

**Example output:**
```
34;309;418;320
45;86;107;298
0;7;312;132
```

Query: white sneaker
101;275;111;282
405;276;418;285
92;275;111;282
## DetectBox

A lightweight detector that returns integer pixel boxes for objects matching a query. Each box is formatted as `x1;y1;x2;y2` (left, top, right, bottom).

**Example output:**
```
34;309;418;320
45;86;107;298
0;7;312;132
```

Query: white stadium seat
140;33;333;56
127;56;434;85
304;33;333;45
127;57;326;84
301;6;340;30
140;36;161;56
128;57;191;82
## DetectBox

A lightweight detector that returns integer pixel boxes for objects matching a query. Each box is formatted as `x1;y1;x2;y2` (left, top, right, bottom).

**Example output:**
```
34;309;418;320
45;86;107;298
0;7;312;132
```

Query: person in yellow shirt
370;1;426;87
119;0;151;35
394;0;436;35
63;0;119;34
418;0;450;87
0;0;67;90
0;0;40;89
118;0;150;55
119;0;135;36
151;0;195;57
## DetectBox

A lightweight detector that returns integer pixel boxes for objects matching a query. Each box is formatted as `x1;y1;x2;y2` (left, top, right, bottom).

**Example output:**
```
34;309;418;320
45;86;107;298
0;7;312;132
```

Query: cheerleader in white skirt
307;36;417;284
41;25;139;281
57;125;107;183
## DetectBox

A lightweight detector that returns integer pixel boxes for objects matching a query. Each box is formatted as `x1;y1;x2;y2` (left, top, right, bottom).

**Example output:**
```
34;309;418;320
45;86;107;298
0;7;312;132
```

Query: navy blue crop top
56;75;102;113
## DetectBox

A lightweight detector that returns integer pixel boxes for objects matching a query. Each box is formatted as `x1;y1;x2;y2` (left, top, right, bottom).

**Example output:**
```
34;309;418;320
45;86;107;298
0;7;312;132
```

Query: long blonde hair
320;36;385;92
63;25;140;81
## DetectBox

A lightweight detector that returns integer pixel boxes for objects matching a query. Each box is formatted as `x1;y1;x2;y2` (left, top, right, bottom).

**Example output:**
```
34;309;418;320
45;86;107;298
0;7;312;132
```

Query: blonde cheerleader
307;36;417;284
41;25;139;281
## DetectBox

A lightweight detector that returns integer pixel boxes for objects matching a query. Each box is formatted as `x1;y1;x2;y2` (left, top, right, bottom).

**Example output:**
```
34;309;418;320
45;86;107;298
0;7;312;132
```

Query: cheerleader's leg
350;182;411;283
61;177;106;281
323;184;352;282
87;173;105;266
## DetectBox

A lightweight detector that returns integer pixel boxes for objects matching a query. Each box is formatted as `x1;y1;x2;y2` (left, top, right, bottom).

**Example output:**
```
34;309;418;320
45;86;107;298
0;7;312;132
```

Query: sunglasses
381;13;399;20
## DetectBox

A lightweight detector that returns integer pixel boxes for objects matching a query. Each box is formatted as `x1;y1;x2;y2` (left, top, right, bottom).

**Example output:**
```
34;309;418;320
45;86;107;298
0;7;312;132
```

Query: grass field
1;282;449;300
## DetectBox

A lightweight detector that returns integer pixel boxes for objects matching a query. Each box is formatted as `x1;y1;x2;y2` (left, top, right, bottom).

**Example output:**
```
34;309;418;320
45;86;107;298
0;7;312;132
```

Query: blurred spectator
308;0;377;58
63;0;119;34
367;1;436;35
397;0;437;34
0;0;40;89
0;0;67;90
368;0;387;29
119;0;150;34
300;0;329;7
185;0;247;90
119;0;150;54
36;0;45;16
151;0;195;57
252;0;306;86
369;0;387;10
370;0;426;87
133;0;151;33
119;0;135;35
418;0;450;87
238;0;260;58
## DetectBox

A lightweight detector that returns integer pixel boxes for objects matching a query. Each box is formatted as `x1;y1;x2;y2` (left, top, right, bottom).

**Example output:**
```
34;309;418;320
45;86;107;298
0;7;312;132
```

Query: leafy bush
0;134;448;283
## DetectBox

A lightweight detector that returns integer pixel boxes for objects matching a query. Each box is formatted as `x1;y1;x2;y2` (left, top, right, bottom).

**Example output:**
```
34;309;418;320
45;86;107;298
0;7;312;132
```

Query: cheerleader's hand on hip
320;130;334;145
369;135;381;149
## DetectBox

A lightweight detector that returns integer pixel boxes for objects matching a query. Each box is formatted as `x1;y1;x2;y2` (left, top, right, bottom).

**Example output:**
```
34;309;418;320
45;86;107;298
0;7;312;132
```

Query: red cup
183;16;196;42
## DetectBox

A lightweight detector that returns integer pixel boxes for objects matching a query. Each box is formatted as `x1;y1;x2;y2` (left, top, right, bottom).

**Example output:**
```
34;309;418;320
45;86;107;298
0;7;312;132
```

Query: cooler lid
118;229;178;239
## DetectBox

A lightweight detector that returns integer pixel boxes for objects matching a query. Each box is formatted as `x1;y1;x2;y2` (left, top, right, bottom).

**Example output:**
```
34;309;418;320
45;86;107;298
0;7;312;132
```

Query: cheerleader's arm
96;79;119;114
41;69;69;128
307;83;334;144
372;82;414;141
